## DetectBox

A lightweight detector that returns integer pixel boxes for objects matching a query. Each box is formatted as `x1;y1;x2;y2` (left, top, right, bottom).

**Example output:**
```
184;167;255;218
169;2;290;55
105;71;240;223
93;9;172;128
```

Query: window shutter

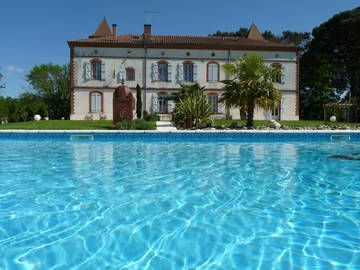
84;63;91;81
151;63;158;81
101;62;106;81
118;70;126;82
151;94;158;113
281;67;285;84
167;64;172;82
280;96;285;120
177;64;184;83
218;102;225;114
193;64;198;82
213;64;218;81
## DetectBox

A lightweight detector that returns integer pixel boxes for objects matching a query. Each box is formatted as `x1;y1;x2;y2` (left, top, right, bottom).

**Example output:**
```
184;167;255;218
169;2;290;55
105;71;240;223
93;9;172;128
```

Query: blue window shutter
167;64;172;82
213;64;218;81
118;70;126;82
281;67;285;84
151;63;158;81
177;64;184;83
193;64;198;82
84;63;91;80
101;62;106;81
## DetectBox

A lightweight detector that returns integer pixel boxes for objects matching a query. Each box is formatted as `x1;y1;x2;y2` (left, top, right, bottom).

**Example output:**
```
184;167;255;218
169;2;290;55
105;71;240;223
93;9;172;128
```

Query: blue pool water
0;139;359;269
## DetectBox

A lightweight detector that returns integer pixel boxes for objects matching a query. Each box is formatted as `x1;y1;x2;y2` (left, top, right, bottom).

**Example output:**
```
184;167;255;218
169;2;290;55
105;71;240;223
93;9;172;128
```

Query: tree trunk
246;99;255;128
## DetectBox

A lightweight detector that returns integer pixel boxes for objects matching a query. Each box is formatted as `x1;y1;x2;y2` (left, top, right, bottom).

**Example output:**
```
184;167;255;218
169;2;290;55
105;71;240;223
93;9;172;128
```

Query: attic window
275;54;279;58
186;52;191;56
133;36;140;39
161;51;165;56
211;52;216;57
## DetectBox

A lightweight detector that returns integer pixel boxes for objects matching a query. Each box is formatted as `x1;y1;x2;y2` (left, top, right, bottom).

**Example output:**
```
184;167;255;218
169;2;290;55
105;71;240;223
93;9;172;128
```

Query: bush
115;119;155;130
144;114;160;122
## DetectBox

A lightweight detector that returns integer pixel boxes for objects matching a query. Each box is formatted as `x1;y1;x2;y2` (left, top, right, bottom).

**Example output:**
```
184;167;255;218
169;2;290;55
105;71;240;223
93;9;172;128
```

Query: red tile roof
69;34;298;51
68;21;299;51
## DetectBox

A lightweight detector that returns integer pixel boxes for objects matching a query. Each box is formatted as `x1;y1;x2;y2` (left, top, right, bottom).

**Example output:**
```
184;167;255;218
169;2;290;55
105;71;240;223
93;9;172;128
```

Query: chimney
143;24;152;41
112;24;117;37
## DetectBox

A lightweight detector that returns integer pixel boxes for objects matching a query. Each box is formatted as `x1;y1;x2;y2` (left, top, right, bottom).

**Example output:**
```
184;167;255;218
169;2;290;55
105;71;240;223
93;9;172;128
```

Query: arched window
272;63;282;83
89;91;103;113
183;61;194;82
90;59;102;80
125;67;135;81
207;93;219;113
158;61;169;82
207;62;219;82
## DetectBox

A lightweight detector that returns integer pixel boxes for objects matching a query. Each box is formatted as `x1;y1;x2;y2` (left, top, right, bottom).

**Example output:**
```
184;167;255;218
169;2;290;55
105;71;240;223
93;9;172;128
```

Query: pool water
0;140;359;269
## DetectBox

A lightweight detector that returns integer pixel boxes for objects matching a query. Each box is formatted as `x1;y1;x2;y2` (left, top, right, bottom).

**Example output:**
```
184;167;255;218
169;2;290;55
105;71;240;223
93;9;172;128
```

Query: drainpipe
143;46;148;117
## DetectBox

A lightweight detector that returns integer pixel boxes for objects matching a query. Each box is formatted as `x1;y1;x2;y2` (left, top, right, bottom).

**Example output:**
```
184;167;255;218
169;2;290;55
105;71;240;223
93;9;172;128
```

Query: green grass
214;119;360;127
0;120;156;130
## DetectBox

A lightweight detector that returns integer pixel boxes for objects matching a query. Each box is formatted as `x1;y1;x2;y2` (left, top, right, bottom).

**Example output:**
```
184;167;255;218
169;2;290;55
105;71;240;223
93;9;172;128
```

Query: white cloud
6;65;24;73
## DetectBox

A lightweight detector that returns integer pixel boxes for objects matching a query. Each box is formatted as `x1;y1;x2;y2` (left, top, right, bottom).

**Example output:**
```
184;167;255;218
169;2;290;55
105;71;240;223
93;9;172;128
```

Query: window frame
183;61;194;82
207;62;220;83
125;67;135;81
90;59;102;81
207;93;219;113
158;61;169;82
89;91;103;113
272;63;282;83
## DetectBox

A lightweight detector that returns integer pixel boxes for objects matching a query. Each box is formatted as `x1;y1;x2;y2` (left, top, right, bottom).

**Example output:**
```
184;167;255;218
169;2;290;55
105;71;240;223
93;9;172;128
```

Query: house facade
68;18;300;121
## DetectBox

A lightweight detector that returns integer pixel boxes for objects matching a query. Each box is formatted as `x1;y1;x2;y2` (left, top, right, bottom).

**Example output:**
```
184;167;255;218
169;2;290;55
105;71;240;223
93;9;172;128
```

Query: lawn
214;119;360;127
0;120;115;130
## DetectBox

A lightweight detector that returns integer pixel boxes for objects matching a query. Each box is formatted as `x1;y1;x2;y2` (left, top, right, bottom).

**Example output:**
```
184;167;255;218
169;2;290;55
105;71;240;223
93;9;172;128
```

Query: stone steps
159;114;172;121
156;121;177;131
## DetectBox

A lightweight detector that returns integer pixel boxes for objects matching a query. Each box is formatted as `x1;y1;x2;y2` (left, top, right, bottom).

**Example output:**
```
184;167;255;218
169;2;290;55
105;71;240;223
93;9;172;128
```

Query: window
272;63;282;83
207;63;219;82
90;92;102;113
184;62;193;82
158;62;168;82
158;92;168;113
126;68;135;81
91;62;102;80
208;94;219;113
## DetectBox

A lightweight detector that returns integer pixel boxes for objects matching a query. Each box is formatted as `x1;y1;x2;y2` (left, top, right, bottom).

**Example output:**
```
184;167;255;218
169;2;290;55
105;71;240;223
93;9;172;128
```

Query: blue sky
0;0;358;97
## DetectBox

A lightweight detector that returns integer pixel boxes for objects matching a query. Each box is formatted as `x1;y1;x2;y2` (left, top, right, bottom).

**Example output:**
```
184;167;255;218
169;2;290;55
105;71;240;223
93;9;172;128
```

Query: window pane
92;62;102;80
208;64;218;82
126;69;134;81
91;93;101;113
208;95;218;113
158;64;168;81
184;64;193;82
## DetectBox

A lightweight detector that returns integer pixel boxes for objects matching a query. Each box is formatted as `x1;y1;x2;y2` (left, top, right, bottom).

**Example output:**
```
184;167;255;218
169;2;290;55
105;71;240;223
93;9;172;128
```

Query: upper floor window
207;62;219;82
91;61;102;80
158;62;168;82
126;67;135;81
184;62;194;82
272;63;282;83
90;92;102;113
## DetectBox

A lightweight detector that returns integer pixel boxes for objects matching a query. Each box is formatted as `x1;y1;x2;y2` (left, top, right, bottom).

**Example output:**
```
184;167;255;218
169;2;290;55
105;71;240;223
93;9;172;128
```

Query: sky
0;0;358;97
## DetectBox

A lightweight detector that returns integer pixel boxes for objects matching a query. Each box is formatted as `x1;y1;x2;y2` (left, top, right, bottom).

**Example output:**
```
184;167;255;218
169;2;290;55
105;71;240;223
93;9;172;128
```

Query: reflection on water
0;140;359;270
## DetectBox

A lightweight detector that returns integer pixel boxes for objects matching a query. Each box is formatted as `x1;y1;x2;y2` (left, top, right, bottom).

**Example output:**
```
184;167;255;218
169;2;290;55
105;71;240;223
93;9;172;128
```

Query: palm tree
222;53;281;127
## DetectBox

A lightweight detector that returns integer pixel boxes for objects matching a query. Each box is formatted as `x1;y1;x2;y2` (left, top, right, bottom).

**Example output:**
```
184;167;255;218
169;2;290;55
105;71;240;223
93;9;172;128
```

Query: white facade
69;25;299;121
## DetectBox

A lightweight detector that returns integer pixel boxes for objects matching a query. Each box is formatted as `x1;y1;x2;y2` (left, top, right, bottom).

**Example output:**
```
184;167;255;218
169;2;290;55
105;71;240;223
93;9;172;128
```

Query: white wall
72;46;298;121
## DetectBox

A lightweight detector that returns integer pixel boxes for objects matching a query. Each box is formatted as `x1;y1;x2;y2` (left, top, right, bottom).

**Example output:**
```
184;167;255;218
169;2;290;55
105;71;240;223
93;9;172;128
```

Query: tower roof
89;17;113;38
247;23;264;41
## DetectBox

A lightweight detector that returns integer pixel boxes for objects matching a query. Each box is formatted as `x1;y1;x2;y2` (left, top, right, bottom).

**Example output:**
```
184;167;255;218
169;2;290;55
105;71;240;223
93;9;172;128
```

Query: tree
0;69;5;93
172;84;213;128
136;84;142;119
223;53;281;127
27;63;70;119
300;7;360;119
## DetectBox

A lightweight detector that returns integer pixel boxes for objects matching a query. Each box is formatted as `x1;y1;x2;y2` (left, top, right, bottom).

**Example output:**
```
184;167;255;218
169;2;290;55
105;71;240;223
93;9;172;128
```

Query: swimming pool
0;135;359;269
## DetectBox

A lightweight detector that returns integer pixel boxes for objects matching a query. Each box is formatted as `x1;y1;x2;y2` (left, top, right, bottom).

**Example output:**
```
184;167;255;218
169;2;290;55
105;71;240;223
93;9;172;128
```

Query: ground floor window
90;92;102;113
158;92;168;113
208;94;219;113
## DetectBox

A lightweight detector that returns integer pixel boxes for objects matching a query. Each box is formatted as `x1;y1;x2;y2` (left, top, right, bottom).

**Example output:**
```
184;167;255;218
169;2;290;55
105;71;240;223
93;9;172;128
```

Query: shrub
115;119;155;130
144;114;160;122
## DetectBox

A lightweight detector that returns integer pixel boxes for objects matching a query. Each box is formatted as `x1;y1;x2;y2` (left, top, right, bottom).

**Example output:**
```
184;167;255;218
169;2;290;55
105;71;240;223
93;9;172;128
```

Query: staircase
158;114;172;121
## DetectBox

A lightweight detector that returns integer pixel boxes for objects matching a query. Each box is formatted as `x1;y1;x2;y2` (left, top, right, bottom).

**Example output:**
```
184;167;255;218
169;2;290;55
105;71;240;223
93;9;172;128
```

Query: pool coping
0;129;360;134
